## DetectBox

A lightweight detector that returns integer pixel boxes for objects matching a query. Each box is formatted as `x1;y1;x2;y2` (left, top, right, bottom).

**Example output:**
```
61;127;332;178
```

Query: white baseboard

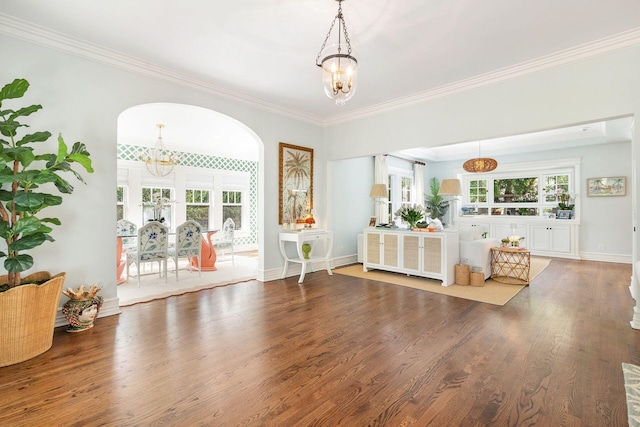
579;251;632;264
55;297;121;327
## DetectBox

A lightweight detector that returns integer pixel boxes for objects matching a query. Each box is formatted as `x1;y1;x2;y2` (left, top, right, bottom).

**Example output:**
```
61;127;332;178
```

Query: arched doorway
115;103;262;304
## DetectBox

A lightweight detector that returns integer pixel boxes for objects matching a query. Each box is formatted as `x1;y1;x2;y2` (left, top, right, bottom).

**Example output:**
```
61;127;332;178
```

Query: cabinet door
529;225;550;250
549;226;571;253
402;234;421;273
421;235;442;275
382;233;399;268
365;232;382;265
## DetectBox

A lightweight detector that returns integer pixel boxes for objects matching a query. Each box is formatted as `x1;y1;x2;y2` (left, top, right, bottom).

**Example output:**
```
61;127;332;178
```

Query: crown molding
2;13;639;129
323;27;640;126
0;14;324;126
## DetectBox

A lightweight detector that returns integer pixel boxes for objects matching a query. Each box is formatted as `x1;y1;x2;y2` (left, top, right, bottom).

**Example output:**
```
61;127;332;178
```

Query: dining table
116;229;219;283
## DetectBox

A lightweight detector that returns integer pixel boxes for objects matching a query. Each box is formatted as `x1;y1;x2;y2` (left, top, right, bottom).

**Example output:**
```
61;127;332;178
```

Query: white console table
279;230;333;283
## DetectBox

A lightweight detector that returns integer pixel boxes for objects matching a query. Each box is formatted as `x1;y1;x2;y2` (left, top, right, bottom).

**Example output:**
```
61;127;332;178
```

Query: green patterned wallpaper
118;144;258;247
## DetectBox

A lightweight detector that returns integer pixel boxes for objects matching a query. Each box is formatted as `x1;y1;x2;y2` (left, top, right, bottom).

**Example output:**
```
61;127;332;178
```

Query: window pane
142;188;151;203
162;189;171;200
202;191;209;203
222;191;228;203
235;192;241;204
117;186;124;203
185;190;194;203
493;178;538;203
116;205;124;221
223;206;241;229
186;206;209;229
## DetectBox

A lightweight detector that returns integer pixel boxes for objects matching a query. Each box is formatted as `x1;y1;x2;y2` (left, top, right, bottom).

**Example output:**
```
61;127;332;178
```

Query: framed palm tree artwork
279;143;313;224
587;176;626;196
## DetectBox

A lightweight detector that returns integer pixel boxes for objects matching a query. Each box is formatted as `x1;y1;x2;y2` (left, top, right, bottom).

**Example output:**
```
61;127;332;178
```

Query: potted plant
0;78;93;366
424;178;449;221
395;204;424;229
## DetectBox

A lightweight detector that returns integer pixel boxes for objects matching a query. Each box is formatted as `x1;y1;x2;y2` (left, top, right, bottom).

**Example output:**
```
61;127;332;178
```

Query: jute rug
623;363;640;426
333;257;551;306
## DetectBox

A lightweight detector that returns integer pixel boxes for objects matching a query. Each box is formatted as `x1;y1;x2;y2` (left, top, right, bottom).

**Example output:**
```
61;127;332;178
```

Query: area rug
623;363;640;426
117;256;258;306
333;257;551;306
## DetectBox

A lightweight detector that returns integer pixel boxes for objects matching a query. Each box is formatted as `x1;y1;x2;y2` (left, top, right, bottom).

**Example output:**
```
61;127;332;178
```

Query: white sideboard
363;228;459;286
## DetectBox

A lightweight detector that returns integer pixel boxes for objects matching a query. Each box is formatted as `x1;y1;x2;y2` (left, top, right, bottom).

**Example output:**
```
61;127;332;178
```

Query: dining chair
116;219;137;251
214;218;235;265
126;221;169;287
169;220;202;280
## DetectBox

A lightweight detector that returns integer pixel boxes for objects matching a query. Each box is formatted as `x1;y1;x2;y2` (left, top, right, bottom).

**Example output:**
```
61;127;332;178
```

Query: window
222;190;242;229
185;189;210;229
388;171;414;224
142;186;173;227
462;161;575;218
116;186;125;221
469;179;487;203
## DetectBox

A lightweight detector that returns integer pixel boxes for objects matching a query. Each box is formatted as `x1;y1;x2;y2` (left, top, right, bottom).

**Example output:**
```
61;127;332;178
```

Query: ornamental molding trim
1;13;639;127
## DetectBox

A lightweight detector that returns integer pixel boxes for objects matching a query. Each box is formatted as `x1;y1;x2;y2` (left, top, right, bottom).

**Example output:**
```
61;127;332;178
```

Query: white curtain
414;163;424;209
374;155;388;224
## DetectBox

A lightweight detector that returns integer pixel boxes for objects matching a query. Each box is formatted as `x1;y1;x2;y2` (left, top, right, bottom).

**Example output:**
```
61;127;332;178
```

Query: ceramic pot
62;295;103;333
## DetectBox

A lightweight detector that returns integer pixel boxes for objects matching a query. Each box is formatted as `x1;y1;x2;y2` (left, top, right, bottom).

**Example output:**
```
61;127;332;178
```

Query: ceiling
2;0;640;126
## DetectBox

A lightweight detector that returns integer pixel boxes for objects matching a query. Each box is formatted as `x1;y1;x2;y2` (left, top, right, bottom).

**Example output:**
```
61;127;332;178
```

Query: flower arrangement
507;235;525;247
395;204;424;228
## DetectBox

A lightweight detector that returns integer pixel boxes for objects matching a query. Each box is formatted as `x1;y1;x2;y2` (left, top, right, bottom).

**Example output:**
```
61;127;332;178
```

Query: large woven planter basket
0;272;66;367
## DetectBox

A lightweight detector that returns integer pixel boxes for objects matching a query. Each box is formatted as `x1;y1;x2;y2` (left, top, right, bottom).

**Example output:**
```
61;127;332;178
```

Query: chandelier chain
315;0;352;65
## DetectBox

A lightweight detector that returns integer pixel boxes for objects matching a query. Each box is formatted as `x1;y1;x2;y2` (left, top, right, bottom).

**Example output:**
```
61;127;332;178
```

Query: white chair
169;220;202;280
214;218;235;265
116;219;137;251
126;222;169;287
458;228;500;280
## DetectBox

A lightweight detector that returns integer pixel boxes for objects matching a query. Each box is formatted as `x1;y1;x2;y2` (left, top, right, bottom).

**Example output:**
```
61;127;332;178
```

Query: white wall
0;35;324;304
425;141;632;258
325;44;640;269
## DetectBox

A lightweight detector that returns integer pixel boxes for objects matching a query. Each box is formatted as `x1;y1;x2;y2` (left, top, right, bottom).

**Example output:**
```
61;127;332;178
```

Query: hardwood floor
0;259;636;426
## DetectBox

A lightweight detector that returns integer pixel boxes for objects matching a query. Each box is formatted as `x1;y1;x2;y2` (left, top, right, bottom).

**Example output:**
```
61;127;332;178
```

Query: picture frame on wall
587;176;626;197
279;142;313;224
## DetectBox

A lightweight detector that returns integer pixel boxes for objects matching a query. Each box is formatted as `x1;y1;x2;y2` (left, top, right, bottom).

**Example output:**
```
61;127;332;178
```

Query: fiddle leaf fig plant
0;78;93;289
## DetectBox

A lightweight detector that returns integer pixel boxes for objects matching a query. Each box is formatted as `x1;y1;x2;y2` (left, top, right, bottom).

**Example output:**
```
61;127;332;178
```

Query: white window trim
388;166;415;222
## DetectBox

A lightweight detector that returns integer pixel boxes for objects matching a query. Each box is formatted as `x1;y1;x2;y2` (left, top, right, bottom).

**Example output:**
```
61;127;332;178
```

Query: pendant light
463;141;498;173
141;124;178;177
315;0;358;106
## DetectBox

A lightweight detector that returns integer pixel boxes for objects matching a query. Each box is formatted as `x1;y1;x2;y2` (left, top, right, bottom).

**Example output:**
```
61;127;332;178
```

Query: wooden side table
490;247;531;285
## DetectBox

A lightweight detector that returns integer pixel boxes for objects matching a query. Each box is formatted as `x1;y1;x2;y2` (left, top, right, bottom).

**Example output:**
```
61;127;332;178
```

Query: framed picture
557;210;573;220
369;217;377;227
279;143;313;224
587;176;626;197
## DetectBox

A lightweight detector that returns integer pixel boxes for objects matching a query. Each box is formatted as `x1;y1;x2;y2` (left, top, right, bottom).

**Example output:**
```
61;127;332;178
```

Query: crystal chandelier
463;141;498;173
315;0;358;106
141;124;178;177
